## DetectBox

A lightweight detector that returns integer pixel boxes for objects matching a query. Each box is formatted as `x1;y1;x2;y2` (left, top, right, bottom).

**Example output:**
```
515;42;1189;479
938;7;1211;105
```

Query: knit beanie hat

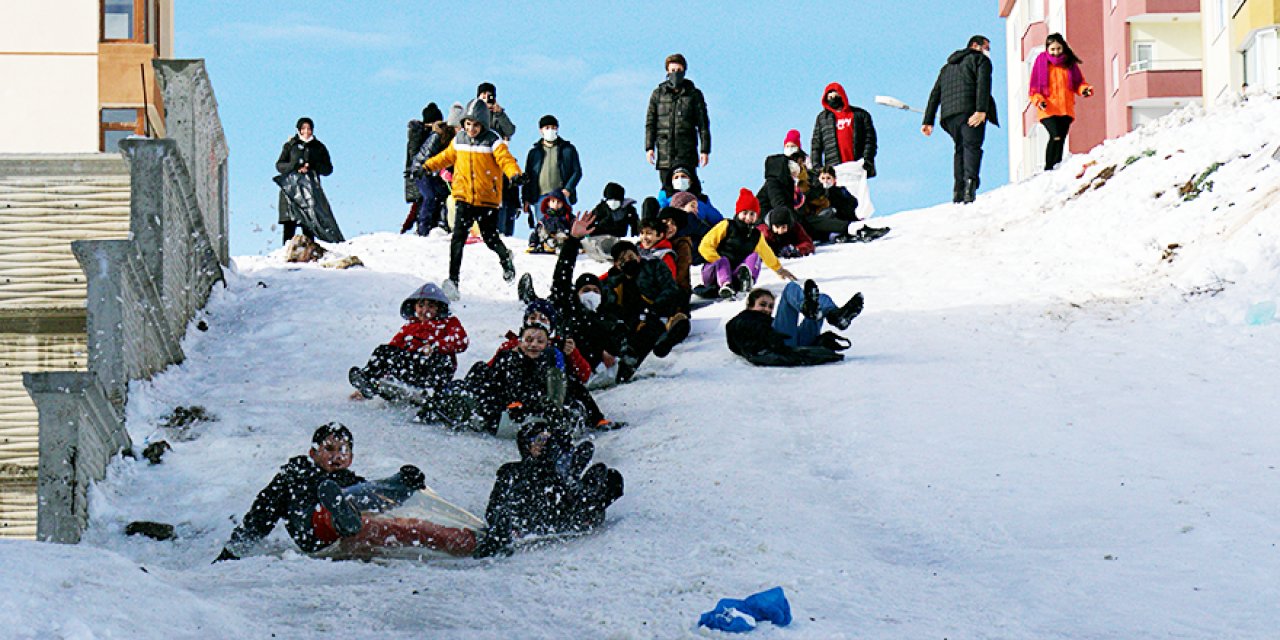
783;129;802;148
422;102;443;124
767;207;793;227
477;82;496;98
538;114;559;129
574;272;602;292
671;166;692;178
524;299;559;330
670;191;698;210
736;188;760;214
603;182;625;201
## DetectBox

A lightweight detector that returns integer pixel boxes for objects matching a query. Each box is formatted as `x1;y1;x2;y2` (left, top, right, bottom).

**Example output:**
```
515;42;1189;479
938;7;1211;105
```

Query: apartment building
1202;0;1280;103
999;0;1203;180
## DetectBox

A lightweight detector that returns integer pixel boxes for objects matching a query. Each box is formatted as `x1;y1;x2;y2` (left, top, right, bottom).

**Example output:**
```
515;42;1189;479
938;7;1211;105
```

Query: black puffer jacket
756;154;801;214
404;120;429;202
588;199;639;238
276;136;333;224
811;109;878;176
226;456;364;554
716;218;763;265
923;48;1000;127
726;309;843;367
550;237;626;367
644;78;711;170
468;349;560;423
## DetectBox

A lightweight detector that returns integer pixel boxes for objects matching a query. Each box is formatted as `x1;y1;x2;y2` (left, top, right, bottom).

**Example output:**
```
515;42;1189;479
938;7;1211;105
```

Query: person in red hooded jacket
349;283;468;401
810;83;878;177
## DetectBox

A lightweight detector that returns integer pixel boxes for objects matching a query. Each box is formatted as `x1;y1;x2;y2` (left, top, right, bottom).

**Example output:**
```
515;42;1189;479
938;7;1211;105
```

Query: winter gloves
399;465;426;491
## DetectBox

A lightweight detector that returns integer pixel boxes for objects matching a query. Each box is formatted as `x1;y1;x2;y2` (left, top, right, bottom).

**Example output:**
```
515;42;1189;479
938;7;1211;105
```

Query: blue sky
175;2;1008;255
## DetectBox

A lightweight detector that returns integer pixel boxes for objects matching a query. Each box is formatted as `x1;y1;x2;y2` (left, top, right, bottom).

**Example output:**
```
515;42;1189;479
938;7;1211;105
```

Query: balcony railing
1128;58;1202;73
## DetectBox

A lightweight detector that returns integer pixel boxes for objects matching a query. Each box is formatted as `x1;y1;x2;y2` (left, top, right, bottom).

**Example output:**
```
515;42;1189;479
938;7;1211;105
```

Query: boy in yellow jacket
425;98;523;300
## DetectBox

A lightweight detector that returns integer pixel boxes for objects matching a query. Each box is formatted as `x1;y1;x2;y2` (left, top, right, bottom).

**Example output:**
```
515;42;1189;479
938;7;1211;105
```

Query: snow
4;95;1280;639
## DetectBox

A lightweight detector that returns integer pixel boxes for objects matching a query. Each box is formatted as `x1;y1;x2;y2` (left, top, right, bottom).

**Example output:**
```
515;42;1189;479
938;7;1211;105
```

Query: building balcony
1123;66;1202;101
1115;0;1201;18
1128;57;1202;72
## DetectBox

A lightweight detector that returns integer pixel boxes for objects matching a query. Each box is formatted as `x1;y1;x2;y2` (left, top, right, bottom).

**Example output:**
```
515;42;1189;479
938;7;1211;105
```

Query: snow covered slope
4;96;1280;639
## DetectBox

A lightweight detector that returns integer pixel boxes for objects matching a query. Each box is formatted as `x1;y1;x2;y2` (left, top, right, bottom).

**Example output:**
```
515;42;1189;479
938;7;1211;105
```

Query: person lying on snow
472;420;624;557
420;322;618;434
601;239;691;383
698;189;797;299
349;283;468;402
758;207;815;259
214;423;477;561
725;281;864;367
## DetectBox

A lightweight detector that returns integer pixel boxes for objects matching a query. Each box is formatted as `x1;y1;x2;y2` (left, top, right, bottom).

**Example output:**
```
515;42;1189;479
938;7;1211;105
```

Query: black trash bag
274;171;345;243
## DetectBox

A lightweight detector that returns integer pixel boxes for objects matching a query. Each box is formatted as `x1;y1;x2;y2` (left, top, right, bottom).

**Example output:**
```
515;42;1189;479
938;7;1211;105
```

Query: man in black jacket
645;53;711;195
922;35;1000;204
810;82;878;177
522;114;583;210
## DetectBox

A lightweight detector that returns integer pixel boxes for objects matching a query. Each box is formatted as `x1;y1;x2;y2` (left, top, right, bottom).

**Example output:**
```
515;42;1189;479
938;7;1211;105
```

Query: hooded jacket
924;48;1001;127
522;137;583;205
424;99;522;208
644;77;711;170
276;135;334;224
810;83;878;175
535;189;574;235
758;221;814;256
639;237;678;279
756;153;807;214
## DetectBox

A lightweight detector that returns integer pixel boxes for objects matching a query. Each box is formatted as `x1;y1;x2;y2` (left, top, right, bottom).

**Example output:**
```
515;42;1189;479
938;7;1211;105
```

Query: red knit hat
783;129;802;148
735;188;760;214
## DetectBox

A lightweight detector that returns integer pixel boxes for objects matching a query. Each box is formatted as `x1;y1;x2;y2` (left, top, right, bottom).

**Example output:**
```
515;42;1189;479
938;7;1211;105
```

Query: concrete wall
0;0;100;154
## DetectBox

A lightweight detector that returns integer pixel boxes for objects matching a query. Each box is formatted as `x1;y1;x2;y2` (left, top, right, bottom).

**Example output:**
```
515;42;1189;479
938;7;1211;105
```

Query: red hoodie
822;82;857;164
389;316;469;365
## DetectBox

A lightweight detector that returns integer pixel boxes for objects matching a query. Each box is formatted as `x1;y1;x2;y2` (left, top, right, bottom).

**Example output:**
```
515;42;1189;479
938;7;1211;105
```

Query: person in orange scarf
1029;33;1093;171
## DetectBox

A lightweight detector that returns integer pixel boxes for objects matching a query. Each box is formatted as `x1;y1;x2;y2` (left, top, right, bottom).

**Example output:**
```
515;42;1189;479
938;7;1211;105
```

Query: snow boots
317;480;362;538
517;273;536;304
348;367;378;399
801;280;821;320
501;255;517;282
652;313;690;358
825;292;864;330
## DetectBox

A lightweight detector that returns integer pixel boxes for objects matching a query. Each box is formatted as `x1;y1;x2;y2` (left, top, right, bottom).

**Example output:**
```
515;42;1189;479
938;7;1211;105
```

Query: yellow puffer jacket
425;127;521;208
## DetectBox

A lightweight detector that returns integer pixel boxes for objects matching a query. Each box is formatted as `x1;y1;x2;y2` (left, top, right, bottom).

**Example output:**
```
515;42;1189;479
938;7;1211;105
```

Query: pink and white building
999;0;1203;181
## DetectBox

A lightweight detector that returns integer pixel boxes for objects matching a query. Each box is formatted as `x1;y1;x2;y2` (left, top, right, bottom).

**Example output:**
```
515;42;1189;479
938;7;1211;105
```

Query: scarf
1029;52;1084;98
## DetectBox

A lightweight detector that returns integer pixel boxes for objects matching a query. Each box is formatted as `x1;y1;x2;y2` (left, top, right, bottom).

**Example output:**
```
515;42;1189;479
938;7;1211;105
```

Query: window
102;0;145;42
1029;0;1045;23
1111;55;1120;94
101;108;143;152
1130;41;1154;72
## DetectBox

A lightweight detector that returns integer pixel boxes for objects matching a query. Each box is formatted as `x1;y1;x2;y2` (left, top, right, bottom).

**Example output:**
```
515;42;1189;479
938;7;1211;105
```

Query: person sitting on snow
348;283;468;402
487;299;592;385
422;322;617;434
581;182;638;262
698;189;797;298
637;217;678;279
601;239;691;382
725;280;864;367
803;165;890;243
759;207;815;259
527;189;574;255
656;205;695;311
472;420;624;557
518;212;629;376
214;423;477;561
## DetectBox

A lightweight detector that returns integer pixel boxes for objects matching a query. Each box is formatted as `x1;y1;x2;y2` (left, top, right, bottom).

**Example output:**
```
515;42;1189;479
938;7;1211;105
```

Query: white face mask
606;199;622;210
983;49;992;59
783;145;800;157
541;128;559;142
820;178;836;189
579;291;601;311
672;178;691;192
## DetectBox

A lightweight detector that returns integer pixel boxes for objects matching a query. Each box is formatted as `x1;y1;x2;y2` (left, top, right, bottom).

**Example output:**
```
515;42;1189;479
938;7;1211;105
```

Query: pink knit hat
783;129;802;148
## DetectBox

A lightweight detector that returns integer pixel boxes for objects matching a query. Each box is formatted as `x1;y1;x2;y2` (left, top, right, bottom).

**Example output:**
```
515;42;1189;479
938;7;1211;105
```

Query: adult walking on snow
477;82;521;237
1029;33;1093;171
424;99;523;300
922;35;1000;204
810;83;879;216
645;53;711;196
275;117;341;244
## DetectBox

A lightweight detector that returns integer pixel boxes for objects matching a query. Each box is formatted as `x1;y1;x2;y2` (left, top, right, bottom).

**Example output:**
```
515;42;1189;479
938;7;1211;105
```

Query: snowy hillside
4;96;1280;639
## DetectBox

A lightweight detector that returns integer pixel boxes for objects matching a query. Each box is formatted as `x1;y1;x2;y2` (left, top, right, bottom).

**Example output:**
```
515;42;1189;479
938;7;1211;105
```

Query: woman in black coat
276;117;335;244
